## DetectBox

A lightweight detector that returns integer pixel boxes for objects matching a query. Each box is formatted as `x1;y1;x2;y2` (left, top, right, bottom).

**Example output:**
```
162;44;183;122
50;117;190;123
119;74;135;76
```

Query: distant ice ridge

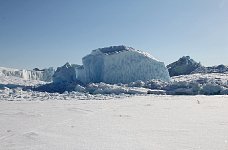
53;45;170;84
167;56;228;76
0;67;54;82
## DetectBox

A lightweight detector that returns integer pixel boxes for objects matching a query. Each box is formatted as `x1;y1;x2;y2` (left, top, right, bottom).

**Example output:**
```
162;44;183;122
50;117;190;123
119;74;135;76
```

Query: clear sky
0;0;227;69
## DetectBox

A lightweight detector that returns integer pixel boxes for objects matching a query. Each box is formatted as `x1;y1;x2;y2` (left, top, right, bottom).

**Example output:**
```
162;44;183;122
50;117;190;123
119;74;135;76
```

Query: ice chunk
52;63;76;83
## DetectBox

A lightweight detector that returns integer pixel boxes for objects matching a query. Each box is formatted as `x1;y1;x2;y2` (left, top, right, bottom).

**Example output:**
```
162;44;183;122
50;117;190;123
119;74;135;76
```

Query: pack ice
54;46;170;84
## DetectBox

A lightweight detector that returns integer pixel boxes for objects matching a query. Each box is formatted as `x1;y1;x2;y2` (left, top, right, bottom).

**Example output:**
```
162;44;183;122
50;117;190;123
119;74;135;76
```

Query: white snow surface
0;95;228;150
0;67;54;82
77;46;170;84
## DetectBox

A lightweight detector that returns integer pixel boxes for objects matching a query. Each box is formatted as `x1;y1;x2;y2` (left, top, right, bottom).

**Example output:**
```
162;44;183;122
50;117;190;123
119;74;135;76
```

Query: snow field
0;95;228;150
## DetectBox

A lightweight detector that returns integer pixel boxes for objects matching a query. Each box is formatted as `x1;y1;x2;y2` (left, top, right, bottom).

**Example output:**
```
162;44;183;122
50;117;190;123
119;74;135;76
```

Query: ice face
102;50;170;84
82;54;104;83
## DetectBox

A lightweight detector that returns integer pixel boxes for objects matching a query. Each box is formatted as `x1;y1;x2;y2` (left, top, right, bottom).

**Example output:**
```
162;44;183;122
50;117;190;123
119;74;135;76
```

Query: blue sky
0;0;227;69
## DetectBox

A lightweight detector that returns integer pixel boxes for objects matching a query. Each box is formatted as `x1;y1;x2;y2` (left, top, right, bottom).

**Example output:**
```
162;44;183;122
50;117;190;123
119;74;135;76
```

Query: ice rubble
53;46;170;84
86;83;149;95
0;87;128;101
41;73;228;95
170;73;228;95
1;73;228;98
0;67;54;82
87;73;228;95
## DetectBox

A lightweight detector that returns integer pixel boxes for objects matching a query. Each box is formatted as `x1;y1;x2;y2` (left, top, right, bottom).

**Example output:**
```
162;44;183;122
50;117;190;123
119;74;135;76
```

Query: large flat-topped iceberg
75;46;170;84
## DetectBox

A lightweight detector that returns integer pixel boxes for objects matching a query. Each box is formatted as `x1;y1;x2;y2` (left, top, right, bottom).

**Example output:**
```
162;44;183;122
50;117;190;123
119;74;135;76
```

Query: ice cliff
0;67;54;82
